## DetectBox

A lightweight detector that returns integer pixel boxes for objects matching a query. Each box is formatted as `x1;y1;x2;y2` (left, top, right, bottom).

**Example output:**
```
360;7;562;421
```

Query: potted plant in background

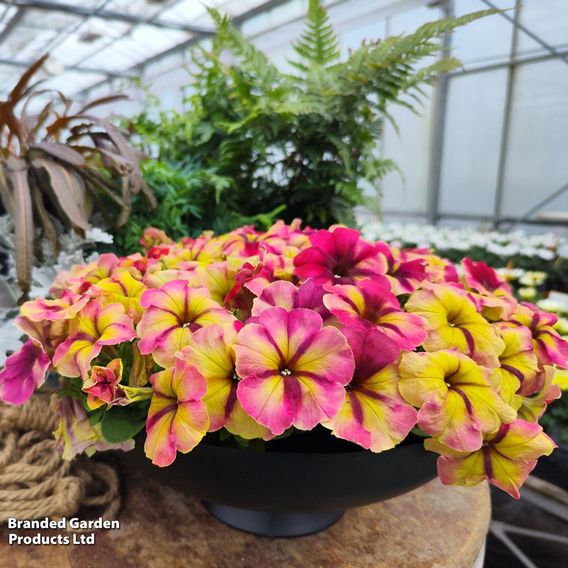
117;2;495;252
0;55;156;300
0;220;563;536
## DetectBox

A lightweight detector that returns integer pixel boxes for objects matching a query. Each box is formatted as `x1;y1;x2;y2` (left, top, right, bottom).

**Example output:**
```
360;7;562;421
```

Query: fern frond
289;0;340;71
206;7;281;91
339;8;498;120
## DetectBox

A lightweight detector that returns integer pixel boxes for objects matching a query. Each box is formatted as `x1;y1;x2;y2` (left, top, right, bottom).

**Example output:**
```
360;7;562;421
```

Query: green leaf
88;407;106;426
100;405;147;443
290;0;340;71
411;426;430;438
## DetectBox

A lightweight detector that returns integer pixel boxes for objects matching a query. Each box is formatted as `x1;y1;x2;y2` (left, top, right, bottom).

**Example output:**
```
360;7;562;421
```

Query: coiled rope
0;394;120;524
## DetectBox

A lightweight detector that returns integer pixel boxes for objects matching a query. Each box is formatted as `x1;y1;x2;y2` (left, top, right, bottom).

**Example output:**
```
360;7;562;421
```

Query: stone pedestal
0;471;490;568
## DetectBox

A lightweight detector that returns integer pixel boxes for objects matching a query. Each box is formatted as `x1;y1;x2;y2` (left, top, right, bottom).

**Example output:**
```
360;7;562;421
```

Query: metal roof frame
0;0;215;34
0;0;286;93
79;0;289;95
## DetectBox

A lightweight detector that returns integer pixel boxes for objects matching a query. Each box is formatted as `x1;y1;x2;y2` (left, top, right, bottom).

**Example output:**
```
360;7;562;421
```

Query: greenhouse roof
0;0;278;97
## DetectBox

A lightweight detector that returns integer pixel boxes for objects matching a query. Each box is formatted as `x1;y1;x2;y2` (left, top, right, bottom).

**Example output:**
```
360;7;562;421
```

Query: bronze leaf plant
0;55;156;298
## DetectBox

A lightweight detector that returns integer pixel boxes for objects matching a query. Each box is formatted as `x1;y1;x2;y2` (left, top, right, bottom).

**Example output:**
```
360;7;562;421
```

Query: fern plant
127;1;495;233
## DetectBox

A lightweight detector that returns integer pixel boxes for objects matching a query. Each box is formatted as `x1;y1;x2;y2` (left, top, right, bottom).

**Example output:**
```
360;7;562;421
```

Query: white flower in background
86;227;114;244
557;244;568;259
518;287;537;300
538;292;568;315
361;221;567;263
536;298;568;315
495;267;525;281
519;271;548;287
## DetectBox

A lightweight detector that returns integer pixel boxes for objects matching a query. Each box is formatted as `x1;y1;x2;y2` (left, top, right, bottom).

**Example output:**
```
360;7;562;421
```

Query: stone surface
0;471;490;568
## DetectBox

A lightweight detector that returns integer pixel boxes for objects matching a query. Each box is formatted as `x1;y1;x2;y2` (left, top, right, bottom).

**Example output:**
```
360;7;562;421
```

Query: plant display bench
1;470;490;568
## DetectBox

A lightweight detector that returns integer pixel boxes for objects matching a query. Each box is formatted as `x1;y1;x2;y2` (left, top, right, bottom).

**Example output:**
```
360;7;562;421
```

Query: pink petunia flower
293;227;387;284
323;278;427;350
326;327;417;452
234;307;355;435
0;339;50;405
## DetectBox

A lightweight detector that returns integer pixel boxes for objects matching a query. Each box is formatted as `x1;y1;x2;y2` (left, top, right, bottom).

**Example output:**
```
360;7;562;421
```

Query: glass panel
517;0;568;55
451;0;512;66
388;4;441;36
107;0;167;19
162;0;226;26
0;5;19;26
19;9;80;31
43;71;106;95
82;44;136;71
3;27;57;62
50;19;130;67
0;65;25;97
439;69;508;216
340;19;387;54
379;5;443;215
241;0;304;36
501;60;568;218
47;0;100;5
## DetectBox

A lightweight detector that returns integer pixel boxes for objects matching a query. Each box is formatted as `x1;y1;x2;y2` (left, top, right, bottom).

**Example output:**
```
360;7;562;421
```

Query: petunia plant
1;221;565;498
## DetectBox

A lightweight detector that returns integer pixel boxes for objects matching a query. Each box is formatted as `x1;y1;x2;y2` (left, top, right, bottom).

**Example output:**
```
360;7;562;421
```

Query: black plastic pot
122;429;437;537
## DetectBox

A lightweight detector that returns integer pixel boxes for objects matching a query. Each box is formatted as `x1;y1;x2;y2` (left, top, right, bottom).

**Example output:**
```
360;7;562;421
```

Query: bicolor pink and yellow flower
92;269;146;322
19;293;89;322
144;355;209;467
375;242;426;295
405;284;505;367
234;306;354;435
461;258;517;321
180;325;272;440
52;395;134;461
425;419;555;498
137;279;237;367
323;278;426;350
294;227;387;284
325;327;416;452
82;358;125;410
53;300;136;378
491;324;540;406
0;339;50;405
505;303;568;368
517;366;561;422
251;280;328;320
399;350;516;451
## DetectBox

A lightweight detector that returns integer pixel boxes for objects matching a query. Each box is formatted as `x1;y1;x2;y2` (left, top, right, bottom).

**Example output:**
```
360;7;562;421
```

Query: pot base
203;501;344;537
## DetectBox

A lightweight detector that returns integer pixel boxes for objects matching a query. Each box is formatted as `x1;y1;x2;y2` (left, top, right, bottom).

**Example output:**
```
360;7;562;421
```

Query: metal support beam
491;0;520;228
448;47;568;78
0;8;25;46
521;181;568;221
232;0;289;25
0;0;214;35
481;0;568;67
0;56;129;79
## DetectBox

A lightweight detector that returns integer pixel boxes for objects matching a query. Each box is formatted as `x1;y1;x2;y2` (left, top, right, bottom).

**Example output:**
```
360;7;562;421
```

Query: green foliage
113;158;284;254
123;2;496;244
290;0;340;71
100;405;147;443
